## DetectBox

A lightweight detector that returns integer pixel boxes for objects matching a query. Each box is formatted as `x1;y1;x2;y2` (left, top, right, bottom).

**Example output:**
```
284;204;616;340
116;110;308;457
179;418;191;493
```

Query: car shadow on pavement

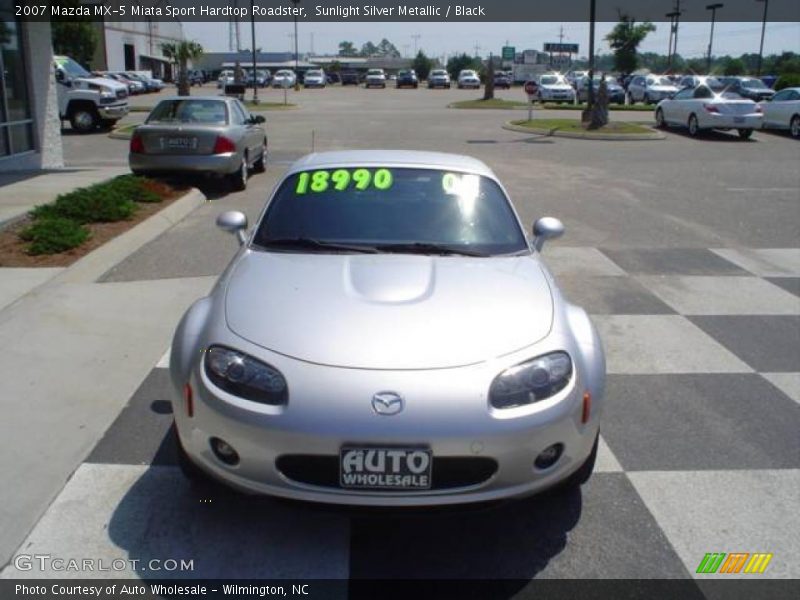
105;427;582;584
663;128;758;142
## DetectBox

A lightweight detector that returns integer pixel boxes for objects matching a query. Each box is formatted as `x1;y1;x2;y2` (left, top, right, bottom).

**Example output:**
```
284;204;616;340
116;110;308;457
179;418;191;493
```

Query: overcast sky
183;21;799;60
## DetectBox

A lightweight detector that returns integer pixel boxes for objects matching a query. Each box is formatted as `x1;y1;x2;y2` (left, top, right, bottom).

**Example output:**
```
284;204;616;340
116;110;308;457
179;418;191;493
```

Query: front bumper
173;348;602;506
129;151;240;175
98;104;129;120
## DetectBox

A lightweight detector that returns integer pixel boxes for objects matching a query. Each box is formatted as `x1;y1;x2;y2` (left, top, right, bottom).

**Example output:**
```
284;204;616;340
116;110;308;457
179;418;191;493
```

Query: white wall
103;20;185;73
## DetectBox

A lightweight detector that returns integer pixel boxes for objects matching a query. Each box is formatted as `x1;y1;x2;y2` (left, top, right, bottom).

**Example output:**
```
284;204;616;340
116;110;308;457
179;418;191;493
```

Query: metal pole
250;0;258;104
673;0;681;65
756;0;768;76
292;0;300;90
587;0;596;109
706;4;723;73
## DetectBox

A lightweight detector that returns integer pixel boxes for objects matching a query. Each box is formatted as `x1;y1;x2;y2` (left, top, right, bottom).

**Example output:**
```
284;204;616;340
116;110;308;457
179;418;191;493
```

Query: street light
587;0;596;111
705;3;724;73
250;0;258;104
666;11;681;70
756;0;769;76
291;0;300;90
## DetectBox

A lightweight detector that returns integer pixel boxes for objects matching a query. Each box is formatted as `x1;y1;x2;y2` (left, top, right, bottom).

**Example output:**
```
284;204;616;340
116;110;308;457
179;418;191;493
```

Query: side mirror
251;115;266;124
217;211;248;245
532;217;564;252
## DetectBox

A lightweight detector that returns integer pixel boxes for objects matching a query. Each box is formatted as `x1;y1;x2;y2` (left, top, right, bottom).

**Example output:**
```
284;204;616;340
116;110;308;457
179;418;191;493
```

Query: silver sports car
170;150;605;506
129;96;267;191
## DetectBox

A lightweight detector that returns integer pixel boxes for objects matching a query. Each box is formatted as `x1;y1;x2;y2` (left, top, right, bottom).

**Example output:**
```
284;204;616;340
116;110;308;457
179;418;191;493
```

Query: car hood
224;252;554;369
79;76;127;91
649;85;678;92
541;84;573;91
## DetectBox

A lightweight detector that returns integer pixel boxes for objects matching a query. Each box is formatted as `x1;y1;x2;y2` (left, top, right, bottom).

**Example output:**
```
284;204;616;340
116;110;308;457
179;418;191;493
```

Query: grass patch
20;175;173;255
511;119;655;135
110;123;138;139
541;102;654;112
450;98;529;109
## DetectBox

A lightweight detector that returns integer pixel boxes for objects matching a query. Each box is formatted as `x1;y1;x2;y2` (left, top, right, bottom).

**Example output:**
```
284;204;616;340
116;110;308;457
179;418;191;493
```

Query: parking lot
2;82;798;587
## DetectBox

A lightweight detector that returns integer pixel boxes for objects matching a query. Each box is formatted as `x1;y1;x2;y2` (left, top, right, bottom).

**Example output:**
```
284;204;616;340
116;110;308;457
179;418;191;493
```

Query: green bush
775;74;800;91
20;217;91;255
31;186;137;223
111;175;162;203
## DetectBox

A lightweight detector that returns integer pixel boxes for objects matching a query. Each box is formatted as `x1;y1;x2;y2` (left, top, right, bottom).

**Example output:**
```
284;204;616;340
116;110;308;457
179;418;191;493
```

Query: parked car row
654;81;799;139
96;71;164;94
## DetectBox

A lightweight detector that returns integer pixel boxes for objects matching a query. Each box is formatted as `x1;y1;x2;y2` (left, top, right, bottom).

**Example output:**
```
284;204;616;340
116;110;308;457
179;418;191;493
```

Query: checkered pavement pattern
2;247;798;583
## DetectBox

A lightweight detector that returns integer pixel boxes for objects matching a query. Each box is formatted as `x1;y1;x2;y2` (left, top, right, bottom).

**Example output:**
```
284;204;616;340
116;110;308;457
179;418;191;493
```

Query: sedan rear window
147;100;228;125
254;168;529;256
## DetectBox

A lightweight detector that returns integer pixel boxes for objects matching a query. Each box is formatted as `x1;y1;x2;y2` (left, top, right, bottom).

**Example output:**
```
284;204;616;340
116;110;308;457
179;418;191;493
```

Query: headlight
204;346;288;405
489;352;572;409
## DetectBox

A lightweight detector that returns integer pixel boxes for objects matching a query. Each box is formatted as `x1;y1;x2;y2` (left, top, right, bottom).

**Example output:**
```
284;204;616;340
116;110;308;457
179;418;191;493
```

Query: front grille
116;89;128;100
276;455;498;491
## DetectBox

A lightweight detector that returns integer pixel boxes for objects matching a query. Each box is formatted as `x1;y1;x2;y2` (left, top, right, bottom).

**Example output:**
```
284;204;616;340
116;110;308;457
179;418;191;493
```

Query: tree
605;14;655;78
722;57;745;76
359;41;378;57
338;41;357;57
161;41;204;97
376;38;401;58
51;1;97;68
483;55;495;100
412;50;433;80
446;53;480;80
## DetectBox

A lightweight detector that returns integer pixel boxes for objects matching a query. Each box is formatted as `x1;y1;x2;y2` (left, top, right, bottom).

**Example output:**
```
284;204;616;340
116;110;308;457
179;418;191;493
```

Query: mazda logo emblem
371;392;404;416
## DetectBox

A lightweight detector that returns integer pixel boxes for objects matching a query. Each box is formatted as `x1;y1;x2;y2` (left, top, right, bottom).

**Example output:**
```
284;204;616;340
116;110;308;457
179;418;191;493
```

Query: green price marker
295;168;394;195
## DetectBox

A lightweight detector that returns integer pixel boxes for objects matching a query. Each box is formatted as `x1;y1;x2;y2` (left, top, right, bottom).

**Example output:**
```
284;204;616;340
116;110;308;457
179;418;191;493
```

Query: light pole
706;3;723;73
587;0;596;111
250;0;258;104
666;11;681;70
291;0;300;90
756;0;768;76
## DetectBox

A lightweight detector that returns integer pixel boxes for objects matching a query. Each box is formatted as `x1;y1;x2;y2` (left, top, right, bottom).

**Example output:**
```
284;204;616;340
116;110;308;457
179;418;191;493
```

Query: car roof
155;96;234;103
287;151;495;177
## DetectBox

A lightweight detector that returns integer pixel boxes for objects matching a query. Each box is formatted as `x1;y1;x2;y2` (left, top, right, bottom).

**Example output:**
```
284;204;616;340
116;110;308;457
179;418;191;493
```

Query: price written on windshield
295;169;394;194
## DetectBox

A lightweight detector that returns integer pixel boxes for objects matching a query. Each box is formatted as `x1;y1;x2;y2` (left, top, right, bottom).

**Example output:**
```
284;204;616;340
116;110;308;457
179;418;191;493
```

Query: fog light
534;443;564;470
210;437;240;466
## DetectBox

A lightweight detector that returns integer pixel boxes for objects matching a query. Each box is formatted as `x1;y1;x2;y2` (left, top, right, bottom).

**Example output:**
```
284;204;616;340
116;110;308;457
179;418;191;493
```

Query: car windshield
55;57;91;79
147;99;228;125
648;77;672;86
540;76;559;85
276;70;292;77
253;167;529;256
307;71;322;77
368;70;384;75
741;79;767;89
431;70;447;76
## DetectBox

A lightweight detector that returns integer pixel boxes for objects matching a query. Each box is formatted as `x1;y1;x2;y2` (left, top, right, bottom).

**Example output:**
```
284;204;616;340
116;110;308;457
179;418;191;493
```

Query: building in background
92;16;185;80
0;1;63;171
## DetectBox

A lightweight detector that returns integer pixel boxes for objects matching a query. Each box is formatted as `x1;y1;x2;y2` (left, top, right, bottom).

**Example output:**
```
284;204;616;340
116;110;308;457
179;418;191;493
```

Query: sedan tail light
129;133;144;153
703;104;720;114
213;135;236;154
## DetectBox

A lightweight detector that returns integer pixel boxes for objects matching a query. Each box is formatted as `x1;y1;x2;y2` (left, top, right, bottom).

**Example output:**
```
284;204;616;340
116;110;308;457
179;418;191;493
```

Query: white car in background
365;69;387;88
217;70;235;89
759;87;800;138
303;69;326;88
655;83;763;139
272;70;297;88
536;73;575;103
457;70;481;89
628;74;679;104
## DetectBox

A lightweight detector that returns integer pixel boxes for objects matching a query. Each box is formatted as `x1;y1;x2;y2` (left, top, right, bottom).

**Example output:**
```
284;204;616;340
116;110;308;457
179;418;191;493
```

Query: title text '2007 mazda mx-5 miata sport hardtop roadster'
170;150;605;506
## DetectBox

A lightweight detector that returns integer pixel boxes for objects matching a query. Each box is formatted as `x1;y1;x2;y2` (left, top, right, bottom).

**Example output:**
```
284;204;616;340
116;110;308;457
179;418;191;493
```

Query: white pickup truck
53;55;130;133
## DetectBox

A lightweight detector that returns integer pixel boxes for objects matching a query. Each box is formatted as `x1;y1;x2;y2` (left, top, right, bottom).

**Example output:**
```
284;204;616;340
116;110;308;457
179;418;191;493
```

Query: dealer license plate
162;137;197;150
734;116;746;124
340;447;432;490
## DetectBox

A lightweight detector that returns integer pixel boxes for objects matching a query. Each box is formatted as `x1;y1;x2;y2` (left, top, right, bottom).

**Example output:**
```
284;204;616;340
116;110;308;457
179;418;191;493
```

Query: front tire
252;140;267;173
688;113;700;137
790;115;800;139
655;108;666;129
738;128;753;140
69;107;99;133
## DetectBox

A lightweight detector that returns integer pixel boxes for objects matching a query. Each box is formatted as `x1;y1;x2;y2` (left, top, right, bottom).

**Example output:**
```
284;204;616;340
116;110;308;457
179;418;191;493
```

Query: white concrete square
711;248;800;277
0;463;350;581
540;247;627;278
593;315;753;374
761;373;800;405
595;435;623;472
156;347;171;369
637;276;800;315
628;470;800;579
0;268;64;312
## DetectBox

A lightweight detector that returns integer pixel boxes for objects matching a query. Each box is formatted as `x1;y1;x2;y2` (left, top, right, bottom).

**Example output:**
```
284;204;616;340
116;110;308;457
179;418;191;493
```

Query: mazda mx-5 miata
170;150;605;506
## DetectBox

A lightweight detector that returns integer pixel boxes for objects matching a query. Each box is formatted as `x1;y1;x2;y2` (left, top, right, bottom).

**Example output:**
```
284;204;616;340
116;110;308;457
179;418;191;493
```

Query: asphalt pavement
1;82;798;587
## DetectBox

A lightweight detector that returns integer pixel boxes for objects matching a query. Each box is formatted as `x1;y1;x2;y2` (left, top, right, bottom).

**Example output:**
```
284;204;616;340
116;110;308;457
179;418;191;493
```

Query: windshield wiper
259;237;380;254
376;242;488;257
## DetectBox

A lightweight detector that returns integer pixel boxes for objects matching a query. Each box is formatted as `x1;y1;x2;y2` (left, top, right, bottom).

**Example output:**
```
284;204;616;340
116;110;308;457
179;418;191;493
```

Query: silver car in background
129;96;267;190
170;150;605;506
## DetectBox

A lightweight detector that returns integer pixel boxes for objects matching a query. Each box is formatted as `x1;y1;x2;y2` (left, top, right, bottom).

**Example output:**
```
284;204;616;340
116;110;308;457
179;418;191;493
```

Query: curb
503;121;666;141
51;187;207;285
448;102;533;110
109;128;135;140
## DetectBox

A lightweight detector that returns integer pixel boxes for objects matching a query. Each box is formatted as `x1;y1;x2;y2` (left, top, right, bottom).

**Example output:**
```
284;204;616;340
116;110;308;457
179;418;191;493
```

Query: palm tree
161;41;204;96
